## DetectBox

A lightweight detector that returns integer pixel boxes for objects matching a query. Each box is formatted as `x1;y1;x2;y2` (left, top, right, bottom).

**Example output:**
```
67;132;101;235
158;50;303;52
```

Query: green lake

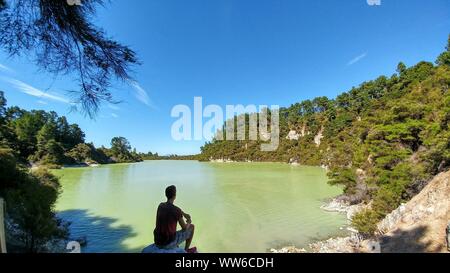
54;161;347;253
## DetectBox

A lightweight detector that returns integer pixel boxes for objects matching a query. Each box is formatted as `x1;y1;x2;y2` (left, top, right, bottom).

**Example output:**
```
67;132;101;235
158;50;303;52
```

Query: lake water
54;161;347;253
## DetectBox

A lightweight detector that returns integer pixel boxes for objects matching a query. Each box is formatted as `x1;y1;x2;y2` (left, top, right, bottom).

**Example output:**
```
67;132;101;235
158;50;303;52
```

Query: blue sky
0;0;449;155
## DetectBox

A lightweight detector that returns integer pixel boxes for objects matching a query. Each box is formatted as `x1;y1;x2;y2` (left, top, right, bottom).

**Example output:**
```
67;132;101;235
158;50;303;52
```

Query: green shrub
351;209;381;236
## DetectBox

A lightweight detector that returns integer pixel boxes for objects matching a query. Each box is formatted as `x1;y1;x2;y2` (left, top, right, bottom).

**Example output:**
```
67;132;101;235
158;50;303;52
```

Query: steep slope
378;171;450;253
272;171;449;253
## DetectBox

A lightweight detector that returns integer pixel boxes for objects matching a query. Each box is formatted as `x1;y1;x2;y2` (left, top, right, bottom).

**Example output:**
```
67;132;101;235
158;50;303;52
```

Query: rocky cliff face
377;171;450;253
274;170;450;253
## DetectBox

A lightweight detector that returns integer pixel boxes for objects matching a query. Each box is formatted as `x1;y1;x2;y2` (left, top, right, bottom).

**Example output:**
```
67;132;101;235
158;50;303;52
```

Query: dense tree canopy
0;147;68;252
0;91;146;252
0;91;143;166
199;36;450;234
108;136;142;163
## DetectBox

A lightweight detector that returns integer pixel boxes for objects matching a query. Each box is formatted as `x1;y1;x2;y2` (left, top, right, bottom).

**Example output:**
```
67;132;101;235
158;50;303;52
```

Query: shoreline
271;197;365;253
273;170;450;253
207;159;328;168
40;160;145;170
54;160;343;253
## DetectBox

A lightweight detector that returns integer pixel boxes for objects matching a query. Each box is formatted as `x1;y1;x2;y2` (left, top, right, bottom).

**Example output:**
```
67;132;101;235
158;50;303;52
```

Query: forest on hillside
0;93;151;252
0;96;144;167
199;36;450;234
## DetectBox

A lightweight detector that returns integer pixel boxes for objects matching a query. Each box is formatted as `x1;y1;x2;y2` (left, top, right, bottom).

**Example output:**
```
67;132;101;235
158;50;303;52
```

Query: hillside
199;36;450;235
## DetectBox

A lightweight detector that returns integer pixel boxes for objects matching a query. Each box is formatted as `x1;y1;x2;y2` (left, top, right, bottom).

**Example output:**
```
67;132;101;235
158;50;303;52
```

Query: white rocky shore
270;234;379;253
272;170;450;253
271;198;370;253
209;158;237;163
270;246;307;253
320;198;366;222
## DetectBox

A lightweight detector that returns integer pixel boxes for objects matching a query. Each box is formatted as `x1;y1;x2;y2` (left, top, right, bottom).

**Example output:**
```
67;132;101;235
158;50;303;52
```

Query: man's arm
178;217;192;231
180;209;192;224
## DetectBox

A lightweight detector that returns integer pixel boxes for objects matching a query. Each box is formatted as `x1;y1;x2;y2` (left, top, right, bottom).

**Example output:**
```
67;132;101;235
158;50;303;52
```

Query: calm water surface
54;161;347;253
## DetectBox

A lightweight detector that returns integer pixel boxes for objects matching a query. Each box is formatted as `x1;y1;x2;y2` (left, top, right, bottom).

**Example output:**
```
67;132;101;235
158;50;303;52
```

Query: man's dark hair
165;185;177;200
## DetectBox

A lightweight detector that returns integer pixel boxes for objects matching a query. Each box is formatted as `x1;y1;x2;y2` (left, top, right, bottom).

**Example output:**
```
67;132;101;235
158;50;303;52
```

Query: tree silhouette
0;0;139;118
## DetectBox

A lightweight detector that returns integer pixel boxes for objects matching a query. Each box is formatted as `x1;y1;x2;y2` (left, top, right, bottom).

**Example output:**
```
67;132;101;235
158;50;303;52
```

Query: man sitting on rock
153;185;196;252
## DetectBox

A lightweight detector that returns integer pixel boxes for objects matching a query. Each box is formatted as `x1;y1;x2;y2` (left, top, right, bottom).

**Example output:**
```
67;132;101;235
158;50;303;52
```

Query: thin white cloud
347;52;368;66
37;100;48;105
0;63;14;74
1;77;70;104
129;81;156;109
107;104;121;111
111;113;119;118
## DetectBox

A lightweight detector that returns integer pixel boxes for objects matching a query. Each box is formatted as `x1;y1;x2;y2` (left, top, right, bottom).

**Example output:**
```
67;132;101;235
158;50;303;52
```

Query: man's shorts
160;227;193;250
